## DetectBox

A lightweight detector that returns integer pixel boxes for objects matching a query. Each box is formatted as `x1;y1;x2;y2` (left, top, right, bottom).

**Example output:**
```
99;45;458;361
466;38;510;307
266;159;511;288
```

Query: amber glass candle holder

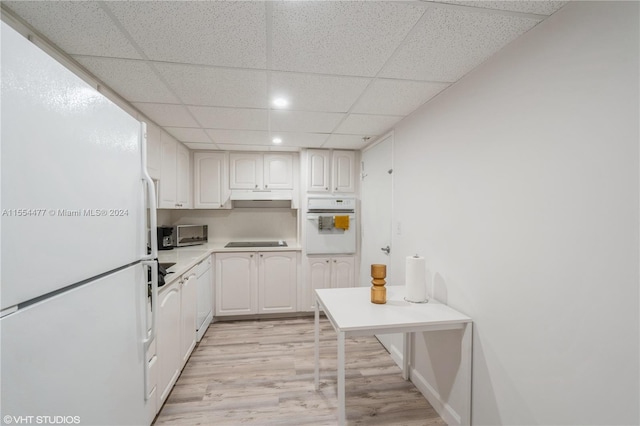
371;264;387;304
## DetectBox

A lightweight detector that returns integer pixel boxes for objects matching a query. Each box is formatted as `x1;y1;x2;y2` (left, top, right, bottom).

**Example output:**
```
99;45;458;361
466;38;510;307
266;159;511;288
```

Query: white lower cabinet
216;251;297;316
157;266;198;406
304;256;355;311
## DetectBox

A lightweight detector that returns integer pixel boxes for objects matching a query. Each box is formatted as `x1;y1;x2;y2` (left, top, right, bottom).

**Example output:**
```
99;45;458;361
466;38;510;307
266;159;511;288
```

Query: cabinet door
194;152;228;208
332;150;356;193
307;150;330;192
258;252;297;314
306;257;332;311
180;272;197;366
157;284;181;404
196;256;213;342
158;133;177;208
146;122;161;180
215;252;256;315
263;154;293;189
332;256;355;288
230;153;263;189
176;143;191;208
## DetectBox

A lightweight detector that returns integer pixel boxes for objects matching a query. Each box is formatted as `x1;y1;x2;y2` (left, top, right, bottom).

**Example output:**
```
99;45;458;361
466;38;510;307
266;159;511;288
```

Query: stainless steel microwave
173;224;208;247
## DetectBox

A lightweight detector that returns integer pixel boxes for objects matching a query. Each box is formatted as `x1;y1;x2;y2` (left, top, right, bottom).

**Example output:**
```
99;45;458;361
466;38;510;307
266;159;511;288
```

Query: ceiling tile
433;1;568;16
270;110;345;133
105;1;266;68
164;127;211;144
74;56;179;104
184;142;220;151
205;129;270;145
154;63;268;108
336;114;403;136
188;106;268;131
270;72;371;113
132;103;198;128
269;132;330;148
270;1;427;76
3;1;141;59
380;6;541;82
323;134;371;150
352;79;449;116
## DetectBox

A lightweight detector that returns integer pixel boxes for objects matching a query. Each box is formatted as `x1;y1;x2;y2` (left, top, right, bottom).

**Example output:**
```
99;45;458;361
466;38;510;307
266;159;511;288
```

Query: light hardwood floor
153;316;446;425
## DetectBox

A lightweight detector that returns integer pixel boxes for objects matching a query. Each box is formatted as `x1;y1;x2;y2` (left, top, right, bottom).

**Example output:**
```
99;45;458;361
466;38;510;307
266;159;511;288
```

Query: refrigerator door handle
142;259;158;401
140;122;158;261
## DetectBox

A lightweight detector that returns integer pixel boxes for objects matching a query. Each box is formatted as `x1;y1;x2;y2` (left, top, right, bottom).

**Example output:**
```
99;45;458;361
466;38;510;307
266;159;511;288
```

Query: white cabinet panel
258;252;297;313
159;132;190;209
180;271;197;366
176;143;191;208
229;153;262;189
194;152;229;209
230;152;293;190
157;284;181;404
303;255;355;311
264;154;294;189
306;149;355;193
146;122;161;180
215;252;257;315
332;150;356;193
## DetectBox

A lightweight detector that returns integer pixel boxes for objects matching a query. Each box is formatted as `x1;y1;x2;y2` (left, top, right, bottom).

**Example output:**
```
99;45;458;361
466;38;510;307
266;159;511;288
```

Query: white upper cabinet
230;153;293;190
308;150;331;192
306;149;356;193
229;153;263;190
176;143;191;208
263;154;294;189
332;150;356;193
158;132;191;209
193;152;229;209
145;122;161;181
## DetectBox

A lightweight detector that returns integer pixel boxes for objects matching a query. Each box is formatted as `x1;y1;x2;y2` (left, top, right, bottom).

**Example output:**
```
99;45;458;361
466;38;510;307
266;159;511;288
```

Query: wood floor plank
152;316;445;425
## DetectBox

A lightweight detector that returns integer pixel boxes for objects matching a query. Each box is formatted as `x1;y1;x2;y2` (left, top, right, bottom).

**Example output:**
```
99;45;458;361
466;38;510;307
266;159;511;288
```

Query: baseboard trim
410;368;462;426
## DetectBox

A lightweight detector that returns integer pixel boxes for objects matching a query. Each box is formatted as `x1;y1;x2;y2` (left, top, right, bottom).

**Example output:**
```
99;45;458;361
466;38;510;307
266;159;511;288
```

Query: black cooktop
225;241;287;248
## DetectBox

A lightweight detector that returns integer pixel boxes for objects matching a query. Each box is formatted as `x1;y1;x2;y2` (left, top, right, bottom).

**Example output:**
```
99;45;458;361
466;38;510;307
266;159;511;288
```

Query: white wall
390;2;639;424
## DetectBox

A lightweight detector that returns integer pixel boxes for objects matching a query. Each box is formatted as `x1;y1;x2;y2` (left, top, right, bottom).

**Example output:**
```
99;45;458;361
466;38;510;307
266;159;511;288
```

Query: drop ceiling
2;1;567;151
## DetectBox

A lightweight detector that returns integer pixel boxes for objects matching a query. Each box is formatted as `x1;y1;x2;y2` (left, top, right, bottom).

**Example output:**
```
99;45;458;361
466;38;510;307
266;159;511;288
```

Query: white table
314;286;472;425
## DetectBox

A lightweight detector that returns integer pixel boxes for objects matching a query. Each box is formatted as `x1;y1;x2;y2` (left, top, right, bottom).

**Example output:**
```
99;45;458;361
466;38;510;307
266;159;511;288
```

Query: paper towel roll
405;255;427;302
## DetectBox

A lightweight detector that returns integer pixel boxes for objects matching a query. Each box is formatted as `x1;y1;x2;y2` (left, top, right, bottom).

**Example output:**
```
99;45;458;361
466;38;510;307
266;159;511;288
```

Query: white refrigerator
1;21;158;425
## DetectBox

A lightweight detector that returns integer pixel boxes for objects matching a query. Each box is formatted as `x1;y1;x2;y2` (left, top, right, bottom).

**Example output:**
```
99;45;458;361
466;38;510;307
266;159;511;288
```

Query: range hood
230;190;293;201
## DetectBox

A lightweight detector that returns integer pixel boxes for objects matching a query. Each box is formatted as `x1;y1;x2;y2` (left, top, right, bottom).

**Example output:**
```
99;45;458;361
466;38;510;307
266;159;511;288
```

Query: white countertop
157;241;302;287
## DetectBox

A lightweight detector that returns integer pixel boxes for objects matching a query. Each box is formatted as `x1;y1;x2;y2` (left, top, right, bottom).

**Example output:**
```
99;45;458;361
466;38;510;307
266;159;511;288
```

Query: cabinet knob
265;185;268;188
325;187;328;190
255;184;258;188
250;254;254;258
326;260;329;263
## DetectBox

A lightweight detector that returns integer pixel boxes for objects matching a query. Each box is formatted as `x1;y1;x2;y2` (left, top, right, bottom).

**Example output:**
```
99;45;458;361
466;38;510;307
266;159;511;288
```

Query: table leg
402;332;410;380
337;331;346;425
460;322;473;426
314;298;320;390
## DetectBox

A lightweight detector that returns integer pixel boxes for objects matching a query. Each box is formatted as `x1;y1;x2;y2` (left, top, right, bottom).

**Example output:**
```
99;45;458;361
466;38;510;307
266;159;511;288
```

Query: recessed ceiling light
272;97;288;108
272;137;283;144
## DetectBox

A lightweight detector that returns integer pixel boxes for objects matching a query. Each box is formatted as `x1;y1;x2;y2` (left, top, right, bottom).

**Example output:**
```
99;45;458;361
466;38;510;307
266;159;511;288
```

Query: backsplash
166;208;297;244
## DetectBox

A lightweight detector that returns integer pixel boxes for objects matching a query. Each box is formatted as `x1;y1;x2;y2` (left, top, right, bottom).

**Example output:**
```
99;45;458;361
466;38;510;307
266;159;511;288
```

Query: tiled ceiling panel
205;129;270;146
324;134;372;150
335;114;404;136
270;1;427;77
270;72;371;113
164;127;211;144
188;106;268;131
352;79;450;116
132;103;199;128
270;110;345;133
104;1;267;68
3;1;568;150
3;1;141;59
154;63;268;108
379;6;542;82
435;1;568;16
74;56;179;104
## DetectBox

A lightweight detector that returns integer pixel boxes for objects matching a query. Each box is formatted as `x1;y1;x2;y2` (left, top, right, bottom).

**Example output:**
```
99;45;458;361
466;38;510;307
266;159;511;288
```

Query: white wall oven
306;197;356;254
